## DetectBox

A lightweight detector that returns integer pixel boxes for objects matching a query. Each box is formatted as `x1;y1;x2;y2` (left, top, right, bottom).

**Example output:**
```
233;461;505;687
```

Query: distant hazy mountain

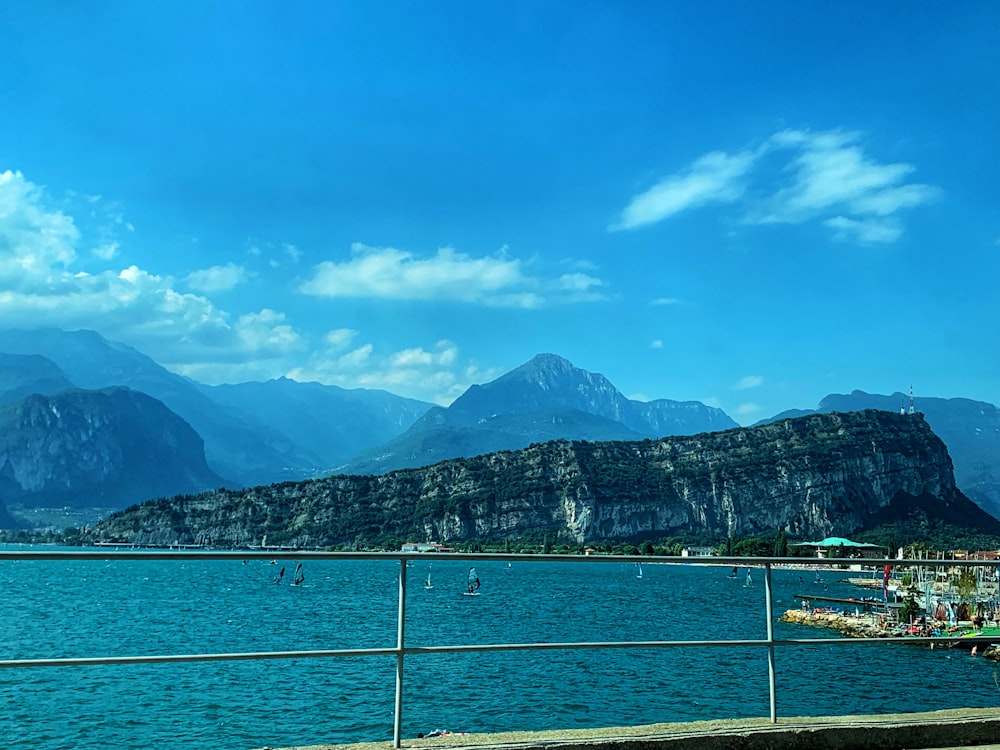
339;353;738;474
0;353;74;405
760;390;1000;520
0;329;325;486
0;387;225;524
197;377;432;469
0;328;434;488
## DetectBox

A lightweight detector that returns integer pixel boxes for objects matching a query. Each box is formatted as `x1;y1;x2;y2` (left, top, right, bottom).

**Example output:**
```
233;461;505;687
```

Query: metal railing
1;549;997;747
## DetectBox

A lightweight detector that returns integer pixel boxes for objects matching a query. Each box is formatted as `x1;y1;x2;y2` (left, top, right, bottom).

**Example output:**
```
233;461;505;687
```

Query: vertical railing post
764;561;777;723
393;557;407;748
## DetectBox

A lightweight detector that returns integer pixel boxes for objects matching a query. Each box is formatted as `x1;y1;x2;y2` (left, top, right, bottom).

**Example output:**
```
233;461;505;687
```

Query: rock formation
83;410;998;549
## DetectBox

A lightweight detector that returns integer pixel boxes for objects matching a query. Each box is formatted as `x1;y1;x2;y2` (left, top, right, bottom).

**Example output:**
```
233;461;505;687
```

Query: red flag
883;564;891;600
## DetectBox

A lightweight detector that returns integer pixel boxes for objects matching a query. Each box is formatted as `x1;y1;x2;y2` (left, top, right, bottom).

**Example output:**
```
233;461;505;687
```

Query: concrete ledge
264;708;1000;750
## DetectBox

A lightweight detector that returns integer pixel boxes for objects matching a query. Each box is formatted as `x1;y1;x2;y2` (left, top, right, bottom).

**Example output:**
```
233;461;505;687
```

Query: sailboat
636;562;643;579
464;567;481;596
424;569;433;589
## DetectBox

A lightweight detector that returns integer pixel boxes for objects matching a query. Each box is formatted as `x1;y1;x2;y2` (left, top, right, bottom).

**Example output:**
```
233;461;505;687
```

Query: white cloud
0;170;79;277
186;262;248;292
287;338;497;405
300;243;605;307
614;129;939;243
0;168;304;376
849;183;940;217
612;150;757;231
651;297;679;306
650;339;663;349
756;131;939;224
751;130;939;241
734;375;764;390
336;344;374;369
91;241;119;261
734;402;761;418
389;341;458;370
824;216;903;244
235;309;301;351
323;328;357;348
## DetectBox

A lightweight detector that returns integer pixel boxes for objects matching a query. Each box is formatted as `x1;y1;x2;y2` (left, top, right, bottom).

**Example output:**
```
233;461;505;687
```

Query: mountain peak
521;353;575;371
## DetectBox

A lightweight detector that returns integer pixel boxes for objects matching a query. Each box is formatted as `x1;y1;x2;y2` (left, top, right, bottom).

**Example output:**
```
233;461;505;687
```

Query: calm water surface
2;550;998;749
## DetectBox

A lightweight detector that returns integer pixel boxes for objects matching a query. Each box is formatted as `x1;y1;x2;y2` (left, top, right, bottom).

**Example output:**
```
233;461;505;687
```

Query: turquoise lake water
2;550;999;749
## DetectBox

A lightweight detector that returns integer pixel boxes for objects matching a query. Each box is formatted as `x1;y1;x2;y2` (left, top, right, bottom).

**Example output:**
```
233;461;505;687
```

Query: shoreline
780;607;1000;660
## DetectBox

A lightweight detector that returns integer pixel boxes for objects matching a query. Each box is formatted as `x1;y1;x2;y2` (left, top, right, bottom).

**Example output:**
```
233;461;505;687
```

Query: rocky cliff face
761;391;1000;520
85;410;997;548
0;387;225;516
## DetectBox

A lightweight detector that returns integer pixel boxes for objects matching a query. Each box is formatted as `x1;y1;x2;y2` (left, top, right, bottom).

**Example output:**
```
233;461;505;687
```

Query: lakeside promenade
264;708;1000;750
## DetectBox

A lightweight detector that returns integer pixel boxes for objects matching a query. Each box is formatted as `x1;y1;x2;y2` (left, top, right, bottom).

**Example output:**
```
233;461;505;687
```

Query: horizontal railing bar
3;632;986;671
0;646;397;669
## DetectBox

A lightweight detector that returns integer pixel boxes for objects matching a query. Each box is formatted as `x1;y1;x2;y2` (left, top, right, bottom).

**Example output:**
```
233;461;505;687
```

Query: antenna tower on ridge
909;384;915;415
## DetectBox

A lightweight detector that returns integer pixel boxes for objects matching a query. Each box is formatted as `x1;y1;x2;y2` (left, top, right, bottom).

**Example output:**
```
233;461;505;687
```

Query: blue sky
1;1;997;424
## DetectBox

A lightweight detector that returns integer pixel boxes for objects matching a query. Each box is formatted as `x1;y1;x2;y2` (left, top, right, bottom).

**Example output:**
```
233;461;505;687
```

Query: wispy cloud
91;241;120;261
186;262;248;293
651;297;680;306
323;328;357;348
650;339;663;349
754;129;940;228
734;402;762;418
300;243;606;307
611;151;757;231
613;129;939;243
734;375;763;390
823;216;902;244
288;338;498;405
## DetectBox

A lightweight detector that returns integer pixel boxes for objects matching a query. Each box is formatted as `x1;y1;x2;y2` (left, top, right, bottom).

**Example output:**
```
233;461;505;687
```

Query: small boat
636;562;643;579
424;571;433;590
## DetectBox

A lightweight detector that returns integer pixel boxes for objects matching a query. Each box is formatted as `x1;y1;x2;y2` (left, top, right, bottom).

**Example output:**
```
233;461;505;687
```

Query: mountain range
0;327;997;532
339;352;737;474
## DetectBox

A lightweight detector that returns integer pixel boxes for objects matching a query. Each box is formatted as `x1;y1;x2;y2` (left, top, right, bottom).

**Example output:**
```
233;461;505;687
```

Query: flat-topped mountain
338;353;738;474
760;390;1000;520
84;410;997;548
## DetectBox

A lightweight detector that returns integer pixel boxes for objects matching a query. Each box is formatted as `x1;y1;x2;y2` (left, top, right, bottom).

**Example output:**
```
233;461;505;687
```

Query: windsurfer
467;567;481;593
